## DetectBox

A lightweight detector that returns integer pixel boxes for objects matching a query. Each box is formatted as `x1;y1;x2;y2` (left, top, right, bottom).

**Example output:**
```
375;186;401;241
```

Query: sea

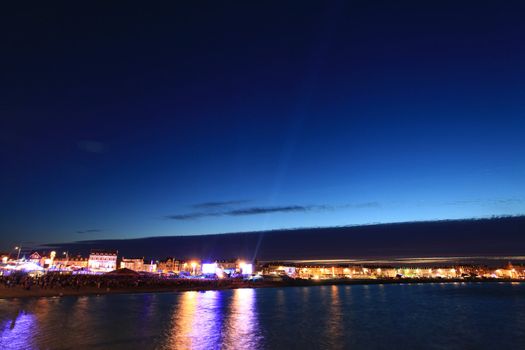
1;282;525;349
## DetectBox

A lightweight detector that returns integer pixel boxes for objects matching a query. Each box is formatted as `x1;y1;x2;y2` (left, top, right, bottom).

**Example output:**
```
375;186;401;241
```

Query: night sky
1;2;524;251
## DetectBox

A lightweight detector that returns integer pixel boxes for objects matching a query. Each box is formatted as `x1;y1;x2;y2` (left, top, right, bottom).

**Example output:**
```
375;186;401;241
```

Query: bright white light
240;263;253;275
16;262;43;272
202;263;217;274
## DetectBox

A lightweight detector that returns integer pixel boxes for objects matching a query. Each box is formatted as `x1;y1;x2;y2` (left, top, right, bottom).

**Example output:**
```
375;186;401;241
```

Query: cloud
76;229;102;234
165;205;319;221
192;200;250;209
165;202;378;221
77;140;106;153
227;205;313;216
164;212;222;220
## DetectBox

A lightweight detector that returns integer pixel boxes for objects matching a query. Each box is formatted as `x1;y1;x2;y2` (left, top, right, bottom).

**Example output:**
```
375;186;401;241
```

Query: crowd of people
0;272;260;293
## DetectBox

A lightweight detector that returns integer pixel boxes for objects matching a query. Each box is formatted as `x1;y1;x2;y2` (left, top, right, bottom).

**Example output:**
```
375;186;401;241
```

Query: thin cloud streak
165;212;222;220
228;205;312;216
165;202;379;221
164;206;310;220
76;229;102;234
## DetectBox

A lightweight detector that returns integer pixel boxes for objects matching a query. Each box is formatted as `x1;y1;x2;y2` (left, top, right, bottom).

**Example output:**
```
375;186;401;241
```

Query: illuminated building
260;263;479;280
180;260;201;275
143;260;157;273
28;252;42;265
120;258;144;272
88;250;118;272
158;258;181;273
65;255;89;270
186;260;196;274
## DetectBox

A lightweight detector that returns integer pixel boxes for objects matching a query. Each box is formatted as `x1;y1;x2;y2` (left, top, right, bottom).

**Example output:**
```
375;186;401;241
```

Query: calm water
1;283;525;349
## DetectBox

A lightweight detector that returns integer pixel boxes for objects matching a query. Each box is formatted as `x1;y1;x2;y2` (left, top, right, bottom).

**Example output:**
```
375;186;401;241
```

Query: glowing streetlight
63;251;69;270
14;245;22;264
191;261;197;275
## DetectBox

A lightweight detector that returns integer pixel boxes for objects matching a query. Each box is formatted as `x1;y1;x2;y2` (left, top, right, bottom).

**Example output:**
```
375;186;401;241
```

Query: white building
88;250;118;273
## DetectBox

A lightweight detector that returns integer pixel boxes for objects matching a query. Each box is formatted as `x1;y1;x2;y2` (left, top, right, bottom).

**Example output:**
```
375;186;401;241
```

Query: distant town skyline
2;1;525;249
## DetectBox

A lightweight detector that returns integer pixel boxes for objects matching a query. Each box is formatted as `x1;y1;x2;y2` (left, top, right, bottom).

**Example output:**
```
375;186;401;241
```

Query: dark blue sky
1;1;524;250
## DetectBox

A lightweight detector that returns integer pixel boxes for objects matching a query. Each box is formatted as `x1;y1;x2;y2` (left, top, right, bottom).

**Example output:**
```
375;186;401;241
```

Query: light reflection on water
163;291;221;349
0;310;38;350
223;289;260;350
160;289;260;350
1;283;525;349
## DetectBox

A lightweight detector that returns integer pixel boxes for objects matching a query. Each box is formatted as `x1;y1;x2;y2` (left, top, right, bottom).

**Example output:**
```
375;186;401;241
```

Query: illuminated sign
240;262;253;275
202;263;218;274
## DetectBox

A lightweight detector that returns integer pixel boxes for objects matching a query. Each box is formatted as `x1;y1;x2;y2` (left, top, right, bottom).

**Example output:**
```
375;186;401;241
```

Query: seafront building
120;258;144;271
60;255;89;270
157;258;181;273
87;250;118;273
259;262;525;280
28;252;42;265
120;258;157;273
155;259;205;275
0;247;524;281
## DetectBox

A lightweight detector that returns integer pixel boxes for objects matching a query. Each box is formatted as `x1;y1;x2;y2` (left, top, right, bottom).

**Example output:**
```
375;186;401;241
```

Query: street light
14;245;21;264
191;261;197;275
63;251;69;271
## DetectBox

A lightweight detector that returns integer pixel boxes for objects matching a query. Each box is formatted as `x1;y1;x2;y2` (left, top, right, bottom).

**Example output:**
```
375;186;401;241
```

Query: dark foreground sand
0;278;521;299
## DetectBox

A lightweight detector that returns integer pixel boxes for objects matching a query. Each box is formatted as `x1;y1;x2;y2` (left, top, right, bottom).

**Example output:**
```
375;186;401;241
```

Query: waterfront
1;283;525;349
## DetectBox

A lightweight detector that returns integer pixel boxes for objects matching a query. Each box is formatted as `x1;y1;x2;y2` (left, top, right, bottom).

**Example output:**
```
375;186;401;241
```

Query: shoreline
0;278;521;299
